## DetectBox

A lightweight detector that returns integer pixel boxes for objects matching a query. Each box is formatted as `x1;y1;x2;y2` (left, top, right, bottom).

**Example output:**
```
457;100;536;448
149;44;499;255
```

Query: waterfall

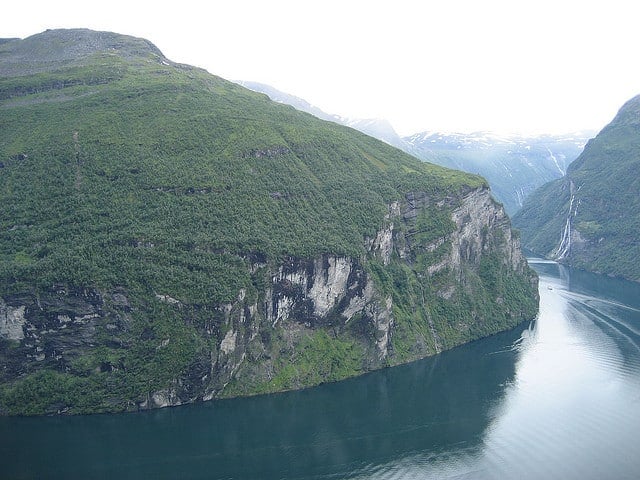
547;147;566;176
515;187;526;208
555;207;572;259
553;187;575;260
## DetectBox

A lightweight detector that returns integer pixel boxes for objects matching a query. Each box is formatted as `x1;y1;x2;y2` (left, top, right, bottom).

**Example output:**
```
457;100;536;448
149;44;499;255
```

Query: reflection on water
473;262;640;480
346;259;640;480
1;260;640;479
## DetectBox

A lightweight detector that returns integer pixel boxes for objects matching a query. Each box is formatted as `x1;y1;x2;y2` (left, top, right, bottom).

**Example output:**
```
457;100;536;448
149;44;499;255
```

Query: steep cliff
0;29;538;414
513;95;640;281
0;186;536;414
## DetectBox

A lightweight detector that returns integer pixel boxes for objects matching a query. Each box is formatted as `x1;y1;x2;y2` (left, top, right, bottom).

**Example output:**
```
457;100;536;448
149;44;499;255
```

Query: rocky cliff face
0;186;537;412
433;187;527;275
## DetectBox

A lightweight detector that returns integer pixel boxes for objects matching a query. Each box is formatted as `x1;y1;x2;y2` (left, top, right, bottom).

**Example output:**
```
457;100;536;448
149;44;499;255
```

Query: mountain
342;117;407;150
513;95;640;281
235;81;343;123
237;81;590;215
404;131;591;215
0;29;538;415
236;81;408;149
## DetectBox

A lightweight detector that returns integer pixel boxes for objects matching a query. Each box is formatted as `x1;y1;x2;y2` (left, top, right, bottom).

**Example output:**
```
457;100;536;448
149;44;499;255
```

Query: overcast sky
3;0;639;136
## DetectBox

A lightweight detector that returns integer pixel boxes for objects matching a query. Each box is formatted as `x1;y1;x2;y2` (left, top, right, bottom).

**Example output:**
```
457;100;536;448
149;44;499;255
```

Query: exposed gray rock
0;299;26;340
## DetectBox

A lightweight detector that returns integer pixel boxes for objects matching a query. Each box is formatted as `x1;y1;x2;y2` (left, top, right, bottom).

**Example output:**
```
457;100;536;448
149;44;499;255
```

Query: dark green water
2;260;640;479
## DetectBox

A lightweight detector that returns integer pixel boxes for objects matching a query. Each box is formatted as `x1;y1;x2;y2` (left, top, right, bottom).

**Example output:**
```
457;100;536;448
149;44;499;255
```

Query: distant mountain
236;81;408;149
235;81;342;123
341;117;407;150
238;81;591;214
513;95;640;281
404;131;592;215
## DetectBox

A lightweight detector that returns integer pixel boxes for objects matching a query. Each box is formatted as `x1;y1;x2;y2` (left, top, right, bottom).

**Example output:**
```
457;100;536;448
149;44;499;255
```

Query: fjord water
2;260;640;479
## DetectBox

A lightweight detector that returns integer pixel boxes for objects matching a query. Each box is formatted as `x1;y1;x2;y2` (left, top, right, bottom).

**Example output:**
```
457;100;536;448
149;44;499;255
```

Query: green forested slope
0;30;485;302
513;95;640;280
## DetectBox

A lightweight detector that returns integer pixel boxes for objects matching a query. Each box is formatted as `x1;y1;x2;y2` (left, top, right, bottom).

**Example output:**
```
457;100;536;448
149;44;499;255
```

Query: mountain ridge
236;80;408;149
0;28;170;77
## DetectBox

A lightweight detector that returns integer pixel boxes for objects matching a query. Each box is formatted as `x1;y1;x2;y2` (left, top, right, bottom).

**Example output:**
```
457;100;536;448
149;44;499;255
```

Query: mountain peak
0;28;167;77
608;94;640;128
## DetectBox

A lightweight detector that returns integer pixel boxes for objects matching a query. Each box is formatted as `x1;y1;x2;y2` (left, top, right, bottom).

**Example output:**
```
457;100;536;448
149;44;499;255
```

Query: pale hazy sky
3;0;639;136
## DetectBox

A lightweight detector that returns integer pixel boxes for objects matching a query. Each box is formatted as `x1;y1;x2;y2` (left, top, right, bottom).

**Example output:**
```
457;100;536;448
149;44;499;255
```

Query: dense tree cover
0;50;485;303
